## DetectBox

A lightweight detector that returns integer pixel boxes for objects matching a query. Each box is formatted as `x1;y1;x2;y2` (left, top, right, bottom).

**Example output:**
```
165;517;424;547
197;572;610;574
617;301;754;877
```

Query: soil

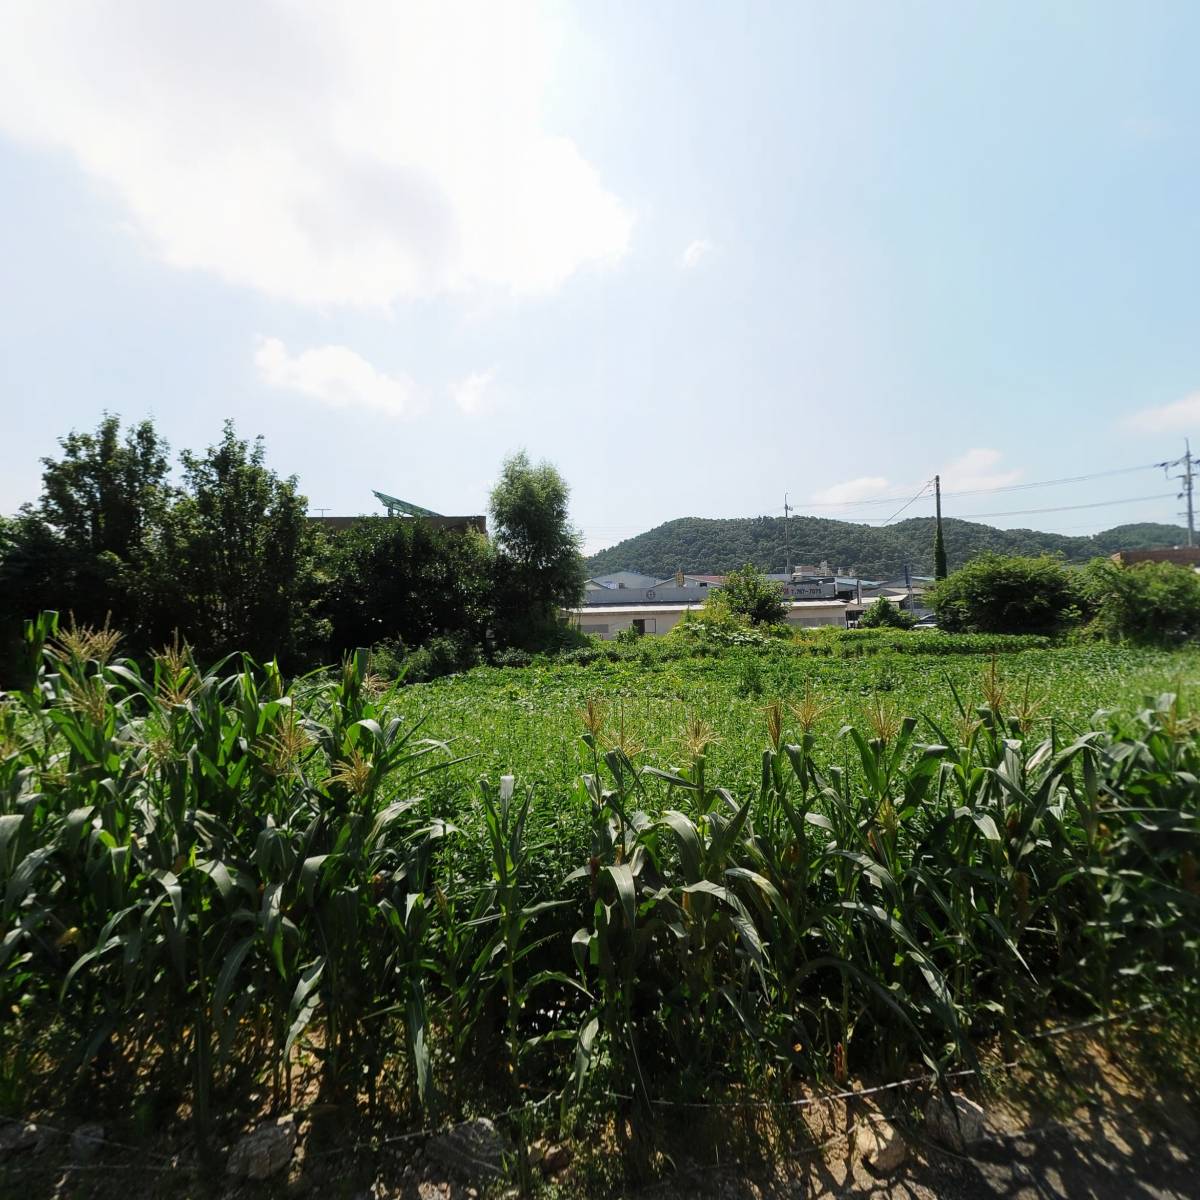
2;1026;1198;1200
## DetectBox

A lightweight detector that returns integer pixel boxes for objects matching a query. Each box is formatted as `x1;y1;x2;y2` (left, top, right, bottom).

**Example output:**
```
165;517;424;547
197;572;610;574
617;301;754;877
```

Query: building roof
590;571;663;589
1111;547;1200;566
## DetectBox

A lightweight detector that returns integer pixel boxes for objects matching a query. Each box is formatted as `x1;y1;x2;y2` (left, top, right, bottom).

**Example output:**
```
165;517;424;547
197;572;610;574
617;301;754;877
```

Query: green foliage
707;563;788;625
584;514;1190;580
0;415;171;671
857;597;915;629
1;618;1198;1177
1082;558;1200;646
146;422;323;664
489;451;585;649
320;517;492;658
928;553;1083;635
933;516;948;580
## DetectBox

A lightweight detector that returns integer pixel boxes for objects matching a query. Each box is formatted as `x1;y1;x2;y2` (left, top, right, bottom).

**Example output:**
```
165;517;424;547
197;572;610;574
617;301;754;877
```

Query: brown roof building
1110;547;1200;567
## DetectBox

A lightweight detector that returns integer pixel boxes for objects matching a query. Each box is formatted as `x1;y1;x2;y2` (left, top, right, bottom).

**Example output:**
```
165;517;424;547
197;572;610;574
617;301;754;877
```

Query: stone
70;1123;105;1163
854;1117;907;1174
226;1114;298;1180
0;1121;40;1158
540;1144;571;1175
424;1118;506;1180
925;1092;988;1150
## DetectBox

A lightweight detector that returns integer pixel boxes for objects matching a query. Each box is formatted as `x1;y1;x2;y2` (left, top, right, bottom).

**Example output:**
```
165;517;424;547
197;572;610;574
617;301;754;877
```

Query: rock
925;1092;988;1150
854;1116;907;1174
226;1114;298;1180
0;1121;40;1158
70;1123;105;1163
541;1144;571;1175
424;1118;506;1180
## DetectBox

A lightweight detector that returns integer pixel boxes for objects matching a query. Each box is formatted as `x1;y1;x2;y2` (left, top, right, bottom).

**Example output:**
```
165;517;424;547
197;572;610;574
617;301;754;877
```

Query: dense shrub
928;553;1082;635
705;562;788;625
857;597;915;629
1082;559;1200;646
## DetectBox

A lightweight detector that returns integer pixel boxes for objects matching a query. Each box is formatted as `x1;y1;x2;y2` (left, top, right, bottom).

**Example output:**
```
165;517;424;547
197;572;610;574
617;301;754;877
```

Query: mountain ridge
583;517;1189;581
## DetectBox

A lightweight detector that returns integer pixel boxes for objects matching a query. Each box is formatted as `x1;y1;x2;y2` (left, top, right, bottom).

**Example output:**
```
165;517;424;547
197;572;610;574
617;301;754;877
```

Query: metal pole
1186;441;1195;547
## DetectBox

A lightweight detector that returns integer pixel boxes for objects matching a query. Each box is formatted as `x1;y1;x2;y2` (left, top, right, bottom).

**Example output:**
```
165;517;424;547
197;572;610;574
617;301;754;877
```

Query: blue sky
2;1;1198;554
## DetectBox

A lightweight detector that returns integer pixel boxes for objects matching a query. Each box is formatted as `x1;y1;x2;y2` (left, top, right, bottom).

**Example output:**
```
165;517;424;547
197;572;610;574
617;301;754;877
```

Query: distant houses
566;563;932;638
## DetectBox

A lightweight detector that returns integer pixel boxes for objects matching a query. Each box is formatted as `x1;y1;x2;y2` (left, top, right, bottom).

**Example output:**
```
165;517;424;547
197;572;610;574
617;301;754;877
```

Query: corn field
2;613;1198;1164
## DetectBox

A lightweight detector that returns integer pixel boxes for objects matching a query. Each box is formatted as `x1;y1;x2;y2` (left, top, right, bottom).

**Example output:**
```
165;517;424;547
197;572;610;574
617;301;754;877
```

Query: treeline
584;514;1190;580
0;415;585;682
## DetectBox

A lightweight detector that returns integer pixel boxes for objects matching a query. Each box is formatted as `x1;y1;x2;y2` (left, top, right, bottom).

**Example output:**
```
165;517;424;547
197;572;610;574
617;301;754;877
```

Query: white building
567;599;847;639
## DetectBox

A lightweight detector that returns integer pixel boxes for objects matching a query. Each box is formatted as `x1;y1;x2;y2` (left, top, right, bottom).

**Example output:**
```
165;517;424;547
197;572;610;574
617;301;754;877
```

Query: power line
777;461;1162;514
878;480;933;526
902;492;1177;523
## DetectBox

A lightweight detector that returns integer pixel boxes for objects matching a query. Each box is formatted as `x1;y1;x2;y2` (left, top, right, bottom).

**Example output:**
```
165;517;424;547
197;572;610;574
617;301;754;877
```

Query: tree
1081;558;1200;646
708;563;788;625
321;517;493;657
928;553;1082;635
40;414;170;563
0;416;170;669
488;451;585;648
858;597;914;629
148;422;322;663
933;520;948;581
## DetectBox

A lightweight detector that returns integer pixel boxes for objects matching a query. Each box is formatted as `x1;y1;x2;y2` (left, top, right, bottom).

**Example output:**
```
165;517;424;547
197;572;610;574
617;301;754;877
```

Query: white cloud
254;336;421;417
810;476;890;505
451;368;497;416
681;239;713;269
0;2;632;307
1124;392;1200;434
810;449;1023;511
940;448;1023;492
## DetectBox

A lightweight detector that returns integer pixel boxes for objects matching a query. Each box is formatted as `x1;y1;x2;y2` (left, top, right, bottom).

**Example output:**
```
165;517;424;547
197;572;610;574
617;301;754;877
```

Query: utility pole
783;493;793;578
1183;441;1195;548
1161;443;1196;547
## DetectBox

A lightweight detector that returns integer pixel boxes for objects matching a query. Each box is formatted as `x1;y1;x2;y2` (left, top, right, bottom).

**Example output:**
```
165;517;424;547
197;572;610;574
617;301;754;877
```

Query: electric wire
877;480;934;526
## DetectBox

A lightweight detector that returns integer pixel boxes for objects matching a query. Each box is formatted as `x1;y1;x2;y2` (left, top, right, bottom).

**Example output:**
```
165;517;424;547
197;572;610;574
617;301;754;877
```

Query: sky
2;1;1199;556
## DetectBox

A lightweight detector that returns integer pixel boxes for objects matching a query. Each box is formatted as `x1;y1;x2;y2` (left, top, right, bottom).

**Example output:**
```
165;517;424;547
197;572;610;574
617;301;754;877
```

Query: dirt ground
3;1025;1199;1200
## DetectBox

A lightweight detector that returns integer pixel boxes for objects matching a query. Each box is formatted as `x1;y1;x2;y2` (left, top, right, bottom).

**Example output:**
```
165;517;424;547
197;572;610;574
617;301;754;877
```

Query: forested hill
584;517;1189;581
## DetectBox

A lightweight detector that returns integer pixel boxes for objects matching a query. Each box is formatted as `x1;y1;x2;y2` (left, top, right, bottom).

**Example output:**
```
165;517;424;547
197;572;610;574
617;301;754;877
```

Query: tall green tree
488;451;585;648
39;414;170;562
149;422;322;663
0;414;170;657
933;520;948;581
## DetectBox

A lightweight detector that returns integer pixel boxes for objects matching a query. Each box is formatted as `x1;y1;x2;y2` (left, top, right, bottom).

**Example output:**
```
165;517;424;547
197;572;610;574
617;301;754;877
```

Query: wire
878;480;934;526
776;462;1163;513
932;492;1176;522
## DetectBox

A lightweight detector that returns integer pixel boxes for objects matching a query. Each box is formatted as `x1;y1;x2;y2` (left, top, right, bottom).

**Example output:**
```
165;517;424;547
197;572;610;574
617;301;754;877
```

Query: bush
928;553;1082;635
1082;559;1200;646
857;598;915;629
404;634;479;682
706;563;788;626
